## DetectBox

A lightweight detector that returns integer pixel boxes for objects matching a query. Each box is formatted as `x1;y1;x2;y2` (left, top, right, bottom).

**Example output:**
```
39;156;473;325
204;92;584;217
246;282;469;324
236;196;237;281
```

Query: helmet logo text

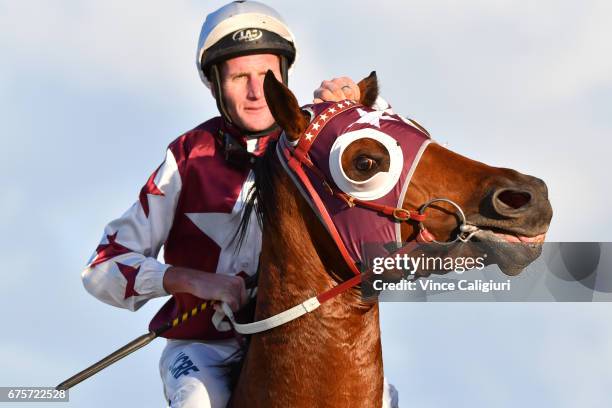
232;29;263;43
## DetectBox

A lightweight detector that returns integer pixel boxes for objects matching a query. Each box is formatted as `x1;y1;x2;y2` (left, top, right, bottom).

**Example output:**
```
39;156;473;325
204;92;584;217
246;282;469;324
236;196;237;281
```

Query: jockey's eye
355;155;378;171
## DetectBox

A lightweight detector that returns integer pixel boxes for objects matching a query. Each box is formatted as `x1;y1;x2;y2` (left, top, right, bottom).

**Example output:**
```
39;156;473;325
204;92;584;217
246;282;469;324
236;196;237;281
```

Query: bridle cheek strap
284;147;362;276
285;148;426;224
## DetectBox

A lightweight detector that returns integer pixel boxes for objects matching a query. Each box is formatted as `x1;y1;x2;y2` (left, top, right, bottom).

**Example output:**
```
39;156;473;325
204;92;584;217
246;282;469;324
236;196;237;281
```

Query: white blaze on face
329;129;404;201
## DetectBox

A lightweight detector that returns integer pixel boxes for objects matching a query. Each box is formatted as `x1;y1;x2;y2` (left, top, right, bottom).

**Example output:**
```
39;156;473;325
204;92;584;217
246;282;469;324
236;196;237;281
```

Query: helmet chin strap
210;64;233;126
209;56;289;138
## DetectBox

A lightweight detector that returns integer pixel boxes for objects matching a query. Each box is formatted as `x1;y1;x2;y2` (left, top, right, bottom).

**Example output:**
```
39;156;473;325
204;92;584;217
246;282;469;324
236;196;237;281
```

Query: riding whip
55;301;210;391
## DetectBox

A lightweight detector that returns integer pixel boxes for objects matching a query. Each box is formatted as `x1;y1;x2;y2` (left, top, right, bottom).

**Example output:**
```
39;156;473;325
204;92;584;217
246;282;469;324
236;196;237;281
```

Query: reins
56;101;480;391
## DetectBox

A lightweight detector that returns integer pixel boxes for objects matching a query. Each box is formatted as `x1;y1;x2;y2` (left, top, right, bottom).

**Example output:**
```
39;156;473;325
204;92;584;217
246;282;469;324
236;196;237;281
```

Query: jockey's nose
247;75;264;100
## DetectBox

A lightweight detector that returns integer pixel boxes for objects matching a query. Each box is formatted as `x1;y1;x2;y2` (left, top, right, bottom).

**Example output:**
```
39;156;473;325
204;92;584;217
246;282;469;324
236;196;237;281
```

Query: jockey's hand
163;266;248;312
313;76;360;104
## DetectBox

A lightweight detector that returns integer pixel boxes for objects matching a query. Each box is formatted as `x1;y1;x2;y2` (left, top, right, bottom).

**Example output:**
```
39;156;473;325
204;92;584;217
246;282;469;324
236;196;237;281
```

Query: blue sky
1;1;611;407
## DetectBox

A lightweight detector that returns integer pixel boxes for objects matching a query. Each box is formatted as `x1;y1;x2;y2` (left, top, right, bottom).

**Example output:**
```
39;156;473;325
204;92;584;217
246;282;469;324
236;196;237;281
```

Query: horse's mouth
472;227;546;245
468;225;547;276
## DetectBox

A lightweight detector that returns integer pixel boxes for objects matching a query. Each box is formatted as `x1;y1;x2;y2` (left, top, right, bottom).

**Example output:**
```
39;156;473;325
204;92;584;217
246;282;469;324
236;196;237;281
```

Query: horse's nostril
497;190;532;209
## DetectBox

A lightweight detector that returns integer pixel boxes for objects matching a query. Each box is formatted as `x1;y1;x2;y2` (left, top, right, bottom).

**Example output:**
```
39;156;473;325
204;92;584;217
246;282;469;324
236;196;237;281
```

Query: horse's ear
357;71;379;108
264;70;309;142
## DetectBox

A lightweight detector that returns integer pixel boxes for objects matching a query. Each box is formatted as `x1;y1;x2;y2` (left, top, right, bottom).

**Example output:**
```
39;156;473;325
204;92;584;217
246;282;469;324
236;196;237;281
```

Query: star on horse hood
348;108;398;129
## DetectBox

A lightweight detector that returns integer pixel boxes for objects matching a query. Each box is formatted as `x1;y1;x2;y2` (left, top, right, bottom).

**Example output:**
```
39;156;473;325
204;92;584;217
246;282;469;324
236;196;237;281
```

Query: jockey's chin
236;109;276;132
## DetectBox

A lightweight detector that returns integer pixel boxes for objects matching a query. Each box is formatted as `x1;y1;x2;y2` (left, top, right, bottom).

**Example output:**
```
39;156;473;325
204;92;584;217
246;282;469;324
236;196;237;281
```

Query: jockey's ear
264;70;309;142
357;71;379;108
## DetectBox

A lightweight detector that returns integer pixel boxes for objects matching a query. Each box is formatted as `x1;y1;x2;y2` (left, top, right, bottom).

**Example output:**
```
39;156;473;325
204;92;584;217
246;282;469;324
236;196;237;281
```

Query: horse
227;71;553;407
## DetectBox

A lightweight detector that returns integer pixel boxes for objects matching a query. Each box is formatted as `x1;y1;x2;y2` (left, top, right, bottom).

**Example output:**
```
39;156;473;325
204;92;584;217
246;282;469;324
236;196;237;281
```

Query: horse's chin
473;229;546;276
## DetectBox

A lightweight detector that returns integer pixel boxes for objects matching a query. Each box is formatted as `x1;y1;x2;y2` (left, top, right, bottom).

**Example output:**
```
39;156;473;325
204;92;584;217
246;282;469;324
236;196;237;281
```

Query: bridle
418;198;481;244
222;100;477;334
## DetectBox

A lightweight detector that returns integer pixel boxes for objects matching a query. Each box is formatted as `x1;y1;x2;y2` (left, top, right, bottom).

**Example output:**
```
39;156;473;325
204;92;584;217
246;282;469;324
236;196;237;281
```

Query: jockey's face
219;54;282;132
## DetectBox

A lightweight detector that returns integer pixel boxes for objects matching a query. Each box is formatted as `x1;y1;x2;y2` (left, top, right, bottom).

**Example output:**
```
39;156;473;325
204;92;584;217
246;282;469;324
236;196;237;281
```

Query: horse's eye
355;156;377;171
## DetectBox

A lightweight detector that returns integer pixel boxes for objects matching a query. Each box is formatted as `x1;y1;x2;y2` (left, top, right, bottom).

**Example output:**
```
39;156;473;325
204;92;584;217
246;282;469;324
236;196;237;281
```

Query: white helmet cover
196;0;298;88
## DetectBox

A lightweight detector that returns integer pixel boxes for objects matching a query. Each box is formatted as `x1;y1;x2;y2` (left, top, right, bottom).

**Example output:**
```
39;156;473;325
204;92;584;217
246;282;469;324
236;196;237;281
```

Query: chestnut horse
228;72;553;407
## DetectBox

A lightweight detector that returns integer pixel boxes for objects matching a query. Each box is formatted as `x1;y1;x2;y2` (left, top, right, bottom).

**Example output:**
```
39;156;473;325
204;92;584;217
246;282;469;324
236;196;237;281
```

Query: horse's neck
232;169;383;407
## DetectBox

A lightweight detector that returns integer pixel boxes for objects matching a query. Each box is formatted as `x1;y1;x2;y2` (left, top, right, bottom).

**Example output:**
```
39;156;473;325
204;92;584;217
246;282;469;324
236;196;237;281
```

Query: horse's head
263;71;553;276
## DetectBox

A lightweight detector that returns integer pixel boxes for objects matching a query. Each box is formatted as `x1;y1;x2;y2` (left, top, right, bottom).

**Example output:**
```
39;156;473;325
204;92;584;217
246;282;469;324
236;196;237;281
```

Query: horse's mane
235;139;280;248
222;139;280;392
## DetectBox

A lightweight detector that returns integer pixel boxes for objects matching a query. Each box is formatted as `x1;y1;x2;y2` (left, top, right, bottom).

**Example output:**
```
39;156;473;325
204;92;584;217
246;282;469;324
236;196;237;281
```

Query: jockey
81;1;397;407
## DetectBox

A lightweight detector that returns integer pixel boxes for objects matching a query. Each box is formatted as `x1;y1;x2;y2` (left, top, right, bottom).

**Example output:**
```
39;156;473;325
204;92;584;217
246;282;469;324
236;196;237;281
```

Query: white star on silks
312;123;320;131
185;210;237;250
328;107;337;114
184;179;253;258
184;177;260;332
349;108;398;128
320;113;328;121
305;132;314;141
